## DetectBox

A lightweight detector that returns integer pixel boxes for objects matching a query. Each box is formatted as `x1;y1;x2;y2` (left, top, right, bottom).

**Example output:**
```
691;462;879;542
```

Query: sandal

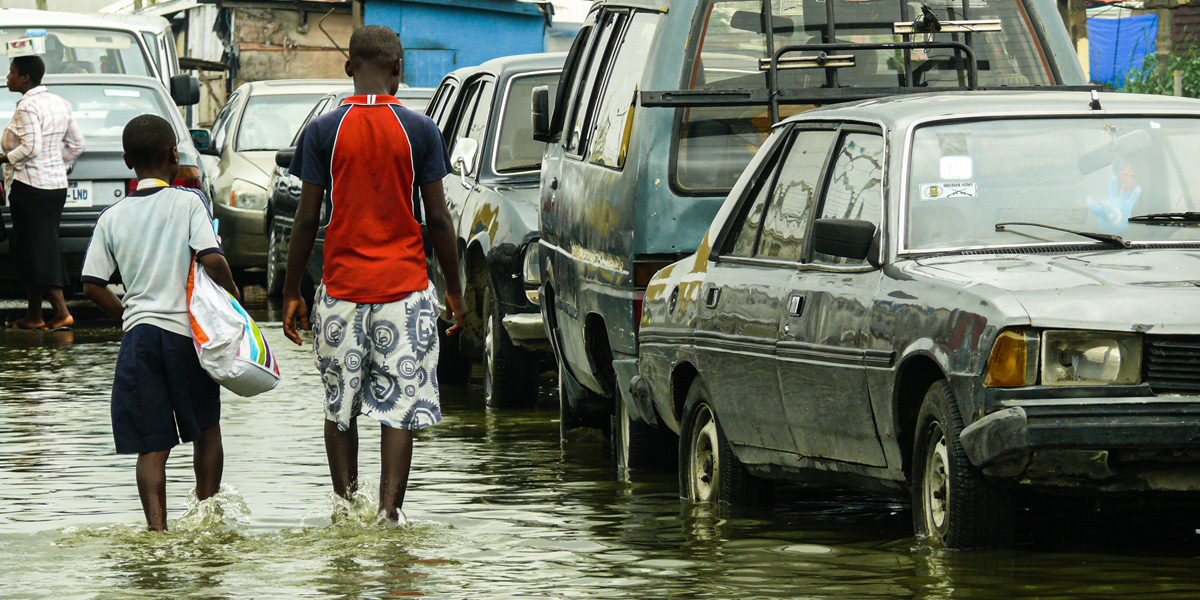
5;320;45;330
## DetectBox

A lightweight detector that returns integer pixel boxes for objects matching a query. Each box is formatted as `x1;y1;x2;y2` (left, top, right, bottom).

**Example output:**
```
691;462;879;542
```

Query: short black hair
11;56;45;86
122;114;177;170
348;25;402;70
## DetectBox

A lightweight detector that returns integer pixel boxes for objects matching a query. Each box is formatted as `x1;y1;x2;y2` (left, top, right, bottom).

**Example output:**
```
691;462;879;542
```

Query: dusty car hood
909;249;1200;333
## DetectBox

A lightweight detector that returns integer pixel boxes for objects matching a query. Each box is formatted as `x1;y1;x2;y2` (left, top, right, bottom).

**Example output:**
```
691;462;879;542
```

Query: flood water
3;296;1200;599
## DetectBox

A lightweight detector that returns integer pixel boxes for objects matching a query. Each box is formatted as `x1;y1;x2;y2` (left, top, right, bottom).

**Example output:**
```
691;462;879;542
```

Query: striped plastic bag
186;257;280;397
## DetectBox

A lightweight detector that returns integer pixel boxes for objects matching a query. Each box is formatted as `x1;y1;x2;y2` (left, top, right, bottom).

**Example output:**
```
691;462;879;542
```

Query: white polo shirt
81;180;222;337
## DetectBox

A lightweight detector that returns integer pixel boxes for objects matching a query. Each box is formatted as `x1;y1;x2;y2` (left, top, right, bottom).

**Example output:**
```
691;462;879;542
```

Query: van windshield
0;28;152;77
675;0;1054;193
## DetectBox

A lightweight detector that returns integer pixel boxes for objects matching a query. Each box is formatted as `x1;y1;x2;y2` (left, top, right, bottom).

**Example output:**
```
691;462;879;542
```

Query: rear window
0;84;174;141
494;73;560;174
675;0;1054;193
0;28;152;77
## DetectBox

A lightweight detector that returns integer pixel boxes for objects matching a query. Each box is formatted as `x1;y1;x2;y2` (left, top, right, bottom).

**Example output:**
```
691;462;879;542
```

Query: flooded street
3;298;1200;599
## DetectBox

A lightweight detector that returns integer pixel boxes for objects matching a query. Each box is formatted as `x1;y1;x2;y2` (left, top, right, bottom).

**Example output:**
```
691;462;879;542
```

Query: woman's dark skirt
8;180;70;289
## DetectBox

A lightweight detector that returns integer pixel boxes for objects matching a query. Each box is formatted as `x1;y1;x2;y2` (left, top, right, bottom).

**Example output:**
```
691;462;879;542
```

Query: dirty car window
905;118;1200;250
495;74;559;174
757;129;838;261
0;28;151;77
0;83;174;140
813;133;884;265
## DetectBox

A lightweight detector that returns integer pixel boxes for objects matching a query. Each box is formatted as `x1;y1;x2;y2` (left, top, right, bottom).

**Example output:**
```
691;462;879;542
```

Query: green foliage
1123;49;1200;97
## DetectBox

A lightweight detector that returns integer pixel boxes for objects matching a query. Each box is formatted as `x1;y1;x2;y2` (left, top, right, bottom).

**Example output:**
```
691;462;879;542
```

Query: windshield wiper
994;222;1132;248
1128;212;1200;224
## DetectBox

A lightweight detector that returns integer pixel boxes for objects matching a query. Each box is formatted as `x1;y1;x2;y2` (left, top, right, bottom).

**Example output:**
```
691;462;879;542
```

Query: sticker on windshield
780;0;803;15
921;182;977;200
104;89;141;98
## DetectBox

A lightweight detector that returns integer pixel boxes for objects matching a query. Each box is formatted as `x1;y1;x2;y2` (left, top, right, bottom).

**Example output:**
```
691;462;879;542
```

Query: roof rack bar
767;40;979;122
893;19;1002;34
758;54;857;71
763;0;781;124
899;0;913;88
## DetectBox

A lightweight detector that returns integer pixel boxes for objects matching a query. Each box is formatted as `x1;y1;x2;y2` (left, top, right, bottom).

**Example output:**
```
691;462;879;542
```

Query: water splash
174;483;251;533
301;478;409;528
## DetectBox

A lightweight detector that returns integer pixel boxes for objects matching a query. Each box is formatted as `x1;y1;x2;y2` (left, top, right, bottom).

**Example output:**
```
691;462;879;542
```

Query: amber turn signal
984;329;1038;387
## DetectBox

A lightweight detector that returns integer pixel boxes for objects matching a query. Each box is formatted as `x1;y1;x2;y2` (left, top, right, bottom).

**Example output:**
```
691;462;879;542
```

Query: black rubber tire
558;362;587;440
265;220;285;298
911;380;1015;549
614;392;676;473
678;379;773;505
436;318;472;385
482;281;539;408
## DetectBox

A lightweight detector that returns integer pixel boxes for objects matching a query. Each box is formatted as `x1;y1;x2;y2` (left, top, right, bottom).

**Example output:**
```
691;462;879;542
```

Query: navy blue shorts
111;324;220;454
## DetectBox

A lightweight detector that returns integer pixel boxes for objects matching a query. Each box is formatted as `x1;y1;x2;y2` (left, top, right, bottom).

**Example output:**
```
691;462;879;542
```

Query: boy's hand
444;292;467;335
283;294;310;345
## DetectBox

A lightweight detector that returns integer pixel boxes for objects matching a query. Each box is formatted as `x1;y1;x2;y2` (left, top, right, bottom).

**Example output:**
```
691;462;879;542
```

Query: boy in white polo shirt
81;115;241;531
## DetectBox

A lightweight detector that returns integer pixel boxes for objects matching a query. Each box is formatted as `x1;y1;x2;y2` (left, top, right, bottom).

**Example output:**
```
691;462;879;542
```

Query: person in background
1;55;85;331
282;25;466;524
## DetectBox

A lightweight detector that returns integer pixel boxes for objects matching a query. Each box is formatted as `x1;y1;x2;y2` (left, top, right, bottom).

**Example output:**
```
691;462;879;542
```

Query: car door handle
549;178;559;190
705;287;721;308
787;294;805;316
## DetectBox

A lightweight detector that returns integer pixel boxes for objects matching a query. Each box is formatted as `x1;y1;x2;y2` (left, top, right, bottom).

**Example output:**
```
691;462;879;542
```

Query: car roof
784;90;1200;132
40;73;169;89
0;9;167;33
475;52;567;76
237;79;352;96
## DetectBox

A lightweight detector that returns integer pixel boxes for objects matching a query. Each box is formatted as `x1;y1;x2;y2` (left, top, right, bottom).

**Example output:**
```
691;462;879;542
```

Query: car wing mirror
198;130;220;156
532;85;552;142
170;74;200;106
812;218;879;264
275;148;295;169
450;137;479;188
190;128;211;151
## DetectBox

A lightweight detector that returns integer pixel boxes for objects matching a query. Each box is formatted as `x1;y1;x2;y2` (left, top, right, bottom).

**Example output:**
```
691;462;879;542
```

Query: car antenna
1089;89;1102;111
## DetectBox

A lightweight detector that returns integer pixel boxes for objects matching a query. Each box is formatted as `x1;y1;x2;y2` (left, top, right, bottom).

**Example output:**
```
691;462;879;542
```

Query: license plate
67;181;92;207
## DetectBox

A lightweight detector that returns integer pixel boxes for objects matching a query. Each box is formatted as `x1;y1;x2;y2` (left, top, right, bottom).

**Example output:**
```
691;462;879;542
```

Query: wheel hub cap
690;407;719;502
923;426;950;538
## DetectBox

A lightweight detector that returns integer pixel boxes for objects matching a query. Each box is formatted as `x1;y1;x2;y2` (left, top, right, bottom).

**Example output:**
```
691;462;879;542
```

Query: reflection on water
3;300;1200;599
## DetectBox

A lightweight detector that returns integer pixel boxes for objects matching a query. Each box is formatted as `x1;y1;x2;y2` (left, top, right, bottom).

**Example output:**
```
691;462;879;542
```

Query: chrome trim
489;69;563;178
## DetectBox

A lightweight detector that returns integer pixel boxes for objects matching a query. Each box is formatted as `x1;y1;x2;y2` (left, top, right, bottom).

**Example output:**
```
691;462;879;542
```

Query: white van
0;9;191;103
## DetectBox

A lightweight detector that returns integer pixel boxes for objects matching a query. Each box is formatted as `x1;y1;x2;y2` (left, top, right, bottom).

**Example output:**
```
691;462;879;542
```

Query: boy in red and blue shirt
282;26;465;523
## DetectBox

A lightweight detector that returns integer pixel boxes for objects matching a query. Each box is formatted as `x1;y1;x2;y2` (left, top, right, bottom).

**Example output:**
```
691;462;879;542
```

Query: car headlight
984;329;1039;387
522;243;541;304
1042;330;1141;386
230;178;268;211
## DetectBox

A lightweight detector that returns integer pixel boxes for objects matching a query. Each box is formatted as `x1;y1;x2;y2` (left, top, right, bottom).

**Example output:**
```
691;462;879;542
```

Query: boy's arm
282;181;322;345
199;252;241;303
83;282;124;320
420;180;466;333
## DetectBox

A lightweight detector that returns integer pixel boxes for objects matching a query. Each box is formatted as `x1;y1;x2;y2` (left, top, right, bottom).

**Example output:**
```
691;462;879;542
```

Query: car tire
614;392;675;474
265;220;285;298
678;379;773;505
558;362;587;440
912;380;1015;549
437;318;472;385
482;280;538;408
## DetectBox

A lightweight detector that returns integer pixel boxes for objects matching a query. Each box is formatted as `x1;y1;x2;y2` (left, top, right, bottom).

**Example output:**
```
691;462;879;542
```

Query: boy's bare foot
5;318;45;330
42;315;74;332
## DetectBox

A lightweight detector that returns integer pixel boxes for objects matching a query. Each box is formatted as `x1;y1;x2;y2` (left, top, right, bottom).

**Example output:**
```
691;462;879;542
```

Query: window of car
494;72;560;174
0;83;176;141
449;80;484;159
586;12;659;169
211;93;241;151
546;16;596;145
812;132;884;266
565;10;626;156
449;77;494;175
756;128;838;262
236;93;326;152
727;140;786;258
290;96;333;146
0;28;152;77
428;81;457;128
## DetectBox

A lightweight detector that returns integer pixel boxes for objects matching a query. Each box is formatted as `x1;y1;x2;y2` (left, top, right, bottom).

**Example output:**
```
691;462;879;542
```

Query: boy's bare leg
193;424;223;500
44;287;73;328
324;418;359;499
136;449;171;531
18;286;45;327
379;425;413;521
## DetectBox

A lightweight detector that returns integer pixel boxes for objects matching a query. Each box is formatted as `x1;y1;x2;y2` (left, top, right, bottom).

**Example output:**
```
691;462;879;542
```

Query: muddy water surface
2;299;1200;599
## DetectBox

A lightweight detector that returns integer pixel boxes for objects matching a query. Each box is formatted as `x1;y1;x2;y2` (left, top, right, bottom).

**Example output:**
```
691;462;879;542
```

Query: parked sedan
634;90;1200;549
200;79;343;283
0;74;202;286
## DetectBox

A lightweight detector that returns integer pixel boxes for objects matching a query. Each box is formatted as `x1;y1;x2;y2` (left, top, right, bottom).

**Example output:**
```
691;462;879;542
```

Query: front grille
1144;336;1200;394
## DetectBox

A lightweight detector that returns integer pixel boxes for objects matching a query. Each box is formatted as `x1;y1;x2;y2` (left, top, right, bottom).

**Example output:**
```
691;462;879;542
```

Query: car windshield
0;28;151;77
236;94;325;152
0;83;174;141
494;73;559;174
905;117;1200;250
675;0;1054;193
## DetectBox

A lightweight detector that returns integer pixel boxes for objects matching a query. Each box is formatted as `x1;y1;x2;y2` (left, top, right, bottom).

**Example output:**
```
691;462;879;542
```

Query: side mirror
198;131;219;156
190;128;211;151
275;148;295;169
170;74;200;106
450;137;479;188
812;219;878;264
532;85;551;142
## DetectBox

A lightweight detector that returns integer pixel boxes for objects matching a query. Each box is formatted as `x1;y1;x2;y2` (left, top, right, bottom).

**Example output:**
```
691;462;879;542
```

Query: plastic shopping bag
186;257;280;397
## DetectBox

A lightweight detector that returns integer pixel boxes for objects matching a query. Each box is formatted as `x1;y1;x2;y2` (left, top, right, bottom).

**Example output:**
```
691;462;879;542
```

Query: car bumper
214;203;267;268
961;397;1200;491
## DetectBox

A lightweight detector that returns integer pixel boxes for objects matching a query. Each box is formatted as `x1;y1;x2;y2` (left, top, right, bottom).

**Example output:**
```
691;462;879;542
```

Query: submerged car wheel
912;380;1014;549
678;380;772;504
437;318;472;385
558;363;585;440
483;281;538;408
265;220;284;298
615;393;675;474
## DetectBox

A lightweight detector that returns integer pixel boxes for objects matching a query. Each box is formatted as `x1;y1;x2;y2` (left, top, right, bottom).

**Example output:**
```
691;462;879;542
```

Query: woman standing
2;55;85;331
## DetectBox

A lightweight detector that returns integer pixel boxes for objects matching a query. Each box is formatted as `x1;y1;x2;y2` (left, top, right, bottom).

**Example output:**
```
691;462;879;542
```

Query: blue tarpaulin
1088;14;1158;88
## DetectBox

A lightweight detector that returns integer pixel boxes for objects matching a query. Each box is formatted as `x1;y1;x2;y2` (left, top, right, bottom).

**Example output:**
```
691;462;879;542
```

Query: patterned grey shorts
312;283;442;431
